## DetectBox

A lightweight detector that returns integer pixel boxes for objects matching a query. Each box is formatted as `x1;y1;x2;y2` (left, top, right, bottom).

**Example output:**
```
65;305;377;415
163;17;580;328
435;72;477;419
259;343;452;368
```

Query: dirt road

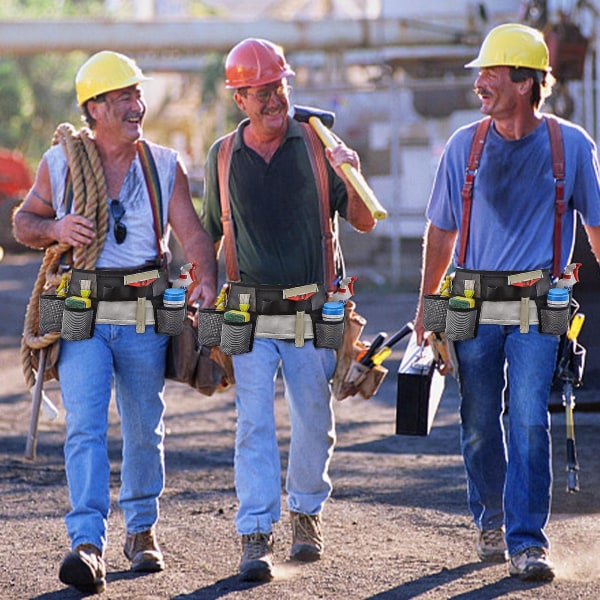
1;252;599;599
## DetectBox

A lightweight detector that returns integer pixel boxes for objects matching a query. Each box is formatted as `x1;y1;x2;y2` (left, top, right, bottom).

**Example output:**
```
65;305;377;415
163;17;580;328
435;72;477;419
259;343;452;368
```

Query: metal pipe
0;17;480;55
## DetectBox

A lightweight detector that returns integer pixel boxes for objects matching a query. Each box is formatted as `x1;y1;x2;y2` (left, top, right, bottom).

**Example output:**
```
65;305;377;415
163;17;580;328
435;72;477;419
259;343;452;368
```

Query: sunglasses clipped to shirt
110;199;127;244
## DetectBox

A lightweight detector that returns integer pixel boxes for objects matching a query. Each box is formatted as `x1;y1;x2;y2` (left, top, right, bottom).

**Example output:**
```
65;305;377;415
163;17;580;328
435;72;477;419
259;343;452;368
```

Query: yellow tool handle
371;346;392;366
308;116;388;221
567;312;585;342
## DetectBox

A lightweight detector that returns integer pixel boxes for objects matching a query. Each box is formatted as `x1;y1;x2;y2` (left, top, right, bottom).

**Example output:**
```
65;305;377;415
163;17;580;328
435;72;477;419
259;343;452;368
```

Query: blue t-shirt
427;116;600;272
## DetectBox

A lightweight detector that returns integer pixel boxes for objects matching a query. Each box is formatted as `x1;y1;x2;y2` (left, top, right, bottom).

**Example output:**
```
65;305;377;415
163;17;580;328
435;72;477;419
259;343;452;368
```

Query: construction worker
13;51;217;594
201;38;375;581
414;23;600;582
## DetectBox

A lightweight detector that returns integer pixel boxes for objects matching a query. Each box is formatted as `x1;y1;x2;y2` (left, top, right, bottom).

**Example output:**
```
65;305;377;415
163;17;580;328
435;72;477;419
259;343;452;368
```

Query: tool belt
196;282;344;355
423;268;570;341
39;265;187;341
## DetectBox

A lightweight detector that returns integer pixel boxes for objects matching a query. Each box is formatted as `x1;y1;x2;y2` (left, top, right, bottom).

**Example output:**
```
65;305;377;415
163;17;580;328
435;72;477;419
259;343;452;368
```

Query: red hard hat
225;38;295;89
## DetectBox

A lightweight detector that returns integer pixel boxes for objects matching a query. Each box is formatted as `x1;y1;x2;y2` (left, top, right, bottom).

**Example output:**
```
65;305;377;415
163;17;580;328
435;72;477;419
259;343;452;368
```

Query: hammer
293;105;388;221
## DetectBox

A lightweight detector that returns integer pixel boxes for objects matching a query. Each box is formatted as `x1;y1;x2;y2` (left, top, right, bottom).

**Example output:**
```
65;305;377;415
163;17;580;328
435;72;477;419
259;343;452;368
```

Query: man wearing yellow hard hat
13;51;217;594
413;23;600;582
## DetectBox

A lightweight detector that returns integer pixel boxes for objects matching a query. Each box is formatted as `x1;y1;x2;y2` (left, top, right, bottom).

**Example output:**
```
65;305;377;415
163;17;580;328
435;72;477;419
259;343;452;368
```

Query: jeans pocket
155;305;186;335
538;305;570;335
61;306;94;341
445;306;478;341
197;309;224;347
423;294;449;333
39;294;65;333
314;319;344;349
220;321;253;355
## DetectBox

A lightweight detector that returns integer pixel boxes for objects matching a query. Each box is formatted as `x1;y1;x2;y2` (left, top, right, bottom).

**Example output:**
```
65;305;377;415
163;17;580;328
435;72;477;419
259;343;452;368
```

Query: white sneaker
509;547;555;582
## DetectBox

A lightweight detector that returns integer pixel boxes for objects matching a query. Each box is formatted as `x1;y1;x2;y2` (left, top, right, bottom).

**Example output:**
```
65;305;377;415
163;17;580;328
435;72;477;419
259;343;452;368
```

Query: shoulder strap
299;122;337;293
457;117;491;268
138;140;166;265
216;124;339;291
457;116;565;279
545;115;565;279
216;132;240;282
61;172;75;266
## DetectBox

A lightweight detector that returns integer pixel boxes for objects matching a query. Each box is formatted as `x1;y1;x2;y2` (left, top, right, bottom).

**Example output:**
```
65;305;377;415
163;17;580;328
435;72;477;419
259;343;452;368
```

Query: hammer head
293;104;335;129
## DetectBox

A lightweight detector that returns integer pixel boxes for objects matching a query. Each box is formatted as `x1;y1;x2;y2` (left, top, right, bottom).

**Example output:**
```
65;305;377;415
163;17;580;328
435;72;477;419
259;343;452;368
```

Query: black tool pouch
220;318;255;355
312;310;345;349
196;308;225;347
537;296;570;336
445;302;480;341
423;294;450;333
39;294;65;334
61;299;97;341
154;295;186;336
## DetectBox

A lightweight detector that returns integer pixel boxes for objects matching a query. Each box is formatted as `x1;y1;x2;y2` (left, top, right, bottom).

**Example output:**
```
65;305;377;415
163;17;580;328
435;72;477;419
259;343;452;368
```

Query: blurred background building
0;0;598;290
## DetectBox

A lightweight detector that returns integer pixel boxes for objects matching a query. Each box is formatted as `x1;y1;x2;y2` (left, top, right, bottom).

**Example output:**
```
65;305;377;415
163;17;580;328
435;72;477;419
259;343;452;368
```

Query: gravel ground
0;251;599;600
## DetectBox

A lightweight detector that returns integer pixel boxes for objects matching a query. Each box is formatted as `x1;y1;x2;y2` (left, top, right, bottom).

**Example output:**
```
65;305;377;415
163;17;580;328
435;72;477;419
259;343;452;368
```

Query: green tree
0;53;84;167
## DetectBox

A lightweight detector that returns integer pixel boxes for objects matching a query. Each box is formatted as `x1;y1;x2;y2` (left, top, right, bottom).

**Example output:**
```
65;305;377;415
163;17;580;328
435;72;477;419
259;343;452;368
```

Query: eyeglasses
244;83;290;104
110;199;127;244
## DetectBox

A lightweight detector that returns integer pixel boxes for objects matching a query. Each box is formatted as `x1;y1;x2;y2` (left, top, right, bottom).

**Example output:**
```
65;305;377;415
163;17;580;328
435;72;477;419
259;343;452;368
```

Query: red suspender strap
299;122;335;293
458;117;565;278
545;115;565;279
137;140;166;266
457;117;491;267
217;132;240;282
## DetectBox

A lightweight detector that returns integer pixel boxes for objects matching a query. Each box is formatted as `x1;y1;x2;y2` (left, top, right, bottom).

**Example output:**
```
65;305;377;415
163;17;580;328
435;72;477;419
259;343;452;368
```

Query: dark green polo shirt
202;118;348;287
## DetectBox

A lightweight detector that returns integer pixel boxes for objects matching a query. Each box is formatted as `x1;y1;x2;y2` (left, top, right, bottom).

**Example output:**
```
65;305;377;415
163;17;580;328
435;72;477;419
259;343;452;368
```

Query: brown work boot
123;527;165;572
290;511;324;562
239;532;274;582
59;543;106;594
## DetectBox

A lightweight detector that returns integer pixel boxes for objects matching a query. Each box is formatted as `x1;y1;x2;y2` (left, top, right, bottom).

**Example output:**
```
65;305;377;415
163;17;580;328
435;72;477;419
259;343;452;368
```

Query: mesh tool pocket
445;306;478;341
61;306;94;341
220;321;253;355
39;294;64;333
155;306;186;336
197;309;224;347
538;305;570;336
423;294;449;333
314;319;344;349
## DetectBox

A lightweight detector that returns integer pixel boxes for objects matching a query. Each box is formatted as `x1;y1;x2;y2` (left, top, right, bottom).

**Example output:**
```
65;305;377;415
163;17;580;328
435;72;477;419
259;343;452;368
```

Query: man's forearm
13;208;58;249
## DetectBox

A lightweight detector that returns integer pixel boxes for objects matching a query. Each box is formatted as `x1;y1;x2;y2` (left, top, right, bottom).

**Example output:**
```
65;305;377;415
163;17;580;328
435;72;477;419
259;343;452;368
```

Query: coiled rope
20;123;109;388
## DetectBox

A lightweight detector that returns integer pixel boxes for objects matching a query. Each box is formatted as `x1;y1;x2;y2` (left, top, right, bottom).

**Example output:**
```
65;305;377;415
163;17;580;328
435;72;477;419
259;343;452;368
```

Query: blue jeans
58;324;169;553
454;324;559;557
232;338;337;534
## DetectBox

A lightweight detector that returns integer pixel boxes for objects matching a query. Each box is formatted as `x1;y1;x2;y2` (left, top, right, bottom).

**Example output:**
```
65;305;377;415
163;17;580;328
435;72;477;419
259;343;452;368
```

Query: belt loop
136;298;146;333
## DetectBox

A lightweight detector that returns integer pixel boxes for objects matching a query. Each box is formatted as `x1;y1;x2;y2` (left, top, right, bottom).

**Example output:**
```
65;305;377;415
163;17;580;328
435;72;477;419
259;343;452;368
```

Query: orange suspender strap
457;117;491;268
545;115;566;280
216;125;335;291
217;132;240;282
299;122;335;293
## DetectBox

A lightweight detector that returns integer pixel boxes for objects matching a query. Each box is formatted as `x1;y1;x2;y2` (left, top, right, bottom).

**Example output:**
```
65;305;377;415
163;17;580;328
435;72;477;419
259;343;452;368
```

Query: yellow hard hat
75;50;151;106
465;23;550;71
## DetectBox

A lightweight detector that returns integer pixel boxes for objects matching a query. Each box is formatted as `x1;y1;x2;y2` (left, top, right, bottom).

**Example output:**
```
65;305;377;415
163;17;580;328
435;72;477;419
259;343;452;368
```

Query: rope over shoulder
20;124;109;388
